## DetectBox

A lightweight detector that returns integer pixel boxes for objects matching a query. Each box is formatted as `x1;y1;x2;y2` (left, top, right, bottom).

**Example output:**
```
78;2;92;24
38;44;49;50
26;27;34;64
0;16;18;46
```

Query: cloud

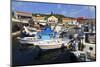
57;4;62;9
12;1;24;7
61;11;67;15
89;6;95;12
67;8;86;17
12;1;25;11
88;6;95;18
67;6;95;18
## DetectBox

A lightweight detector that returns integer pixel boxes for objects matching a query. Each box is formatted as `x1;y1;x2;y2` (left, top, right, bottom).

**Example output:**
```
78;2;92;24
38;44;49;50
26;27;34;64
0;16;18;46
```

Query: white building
15;11;32;23
47;16;58;24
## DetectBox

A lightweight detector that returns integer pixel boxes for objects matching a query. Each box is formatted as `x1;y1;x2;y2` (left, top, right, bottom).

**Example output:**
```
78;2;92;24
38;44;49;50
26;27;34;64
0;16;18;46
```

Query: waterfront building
62;17;78;28
47;16;58;24
15;11;32;23
32;15;46;23
77;17;96;25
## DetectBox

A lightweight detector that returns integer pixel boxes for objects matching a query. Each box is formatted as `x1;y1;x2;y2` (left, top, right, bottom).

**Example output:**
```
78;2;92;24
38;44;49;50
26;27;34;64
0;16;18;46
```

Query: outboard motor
84;25;89;32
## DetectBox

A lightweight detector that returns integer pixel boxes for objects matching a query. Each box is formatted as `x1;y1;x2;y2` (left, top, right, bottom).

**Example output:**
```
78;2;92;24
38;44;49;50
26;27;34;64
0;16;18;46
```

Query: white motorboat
18;25;71;50
22;26;38;36
18;37;70;49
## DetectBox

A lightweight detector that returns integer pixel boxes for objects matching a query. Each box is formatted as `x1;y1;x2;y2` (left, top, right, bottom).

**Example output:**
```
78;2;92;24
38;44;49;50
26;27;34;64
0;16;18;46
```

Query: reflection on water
12;38;79;66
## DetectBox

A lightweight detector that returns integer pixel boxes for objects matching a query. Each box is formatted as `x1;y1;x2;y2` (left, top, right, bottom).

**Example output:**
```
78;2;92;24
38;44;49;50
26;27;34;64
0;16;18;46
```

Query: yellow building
62;17;78;27
62;18;77;23
32;15;46;22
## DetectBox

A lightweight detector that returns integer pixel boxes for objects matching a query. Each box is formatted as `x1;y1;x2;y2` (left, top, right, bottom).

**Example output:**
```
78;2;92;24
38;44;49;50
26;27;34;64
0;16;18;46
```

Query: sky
12;1;96;18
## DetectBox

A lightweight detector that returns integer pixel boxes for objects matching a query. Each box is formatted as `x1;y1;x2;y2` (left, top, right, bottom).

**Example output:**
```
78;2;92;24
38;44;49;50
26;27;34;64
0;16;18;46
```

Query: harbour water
12;37;80;66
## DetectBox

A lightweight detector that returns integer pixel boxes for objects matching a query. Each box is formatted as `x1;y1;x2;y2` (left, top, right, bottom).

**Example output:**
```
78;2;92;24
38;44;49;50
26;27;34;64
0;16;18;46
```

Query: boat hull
18;37;70;50
36;44;63;50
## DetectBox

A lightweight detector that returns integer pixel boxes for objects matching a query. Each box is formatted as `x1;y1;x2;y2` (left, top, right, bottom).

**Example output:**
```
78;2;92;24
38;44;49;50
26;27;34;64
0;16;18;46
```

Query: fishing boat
18;25;71;50
82;32;96;60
